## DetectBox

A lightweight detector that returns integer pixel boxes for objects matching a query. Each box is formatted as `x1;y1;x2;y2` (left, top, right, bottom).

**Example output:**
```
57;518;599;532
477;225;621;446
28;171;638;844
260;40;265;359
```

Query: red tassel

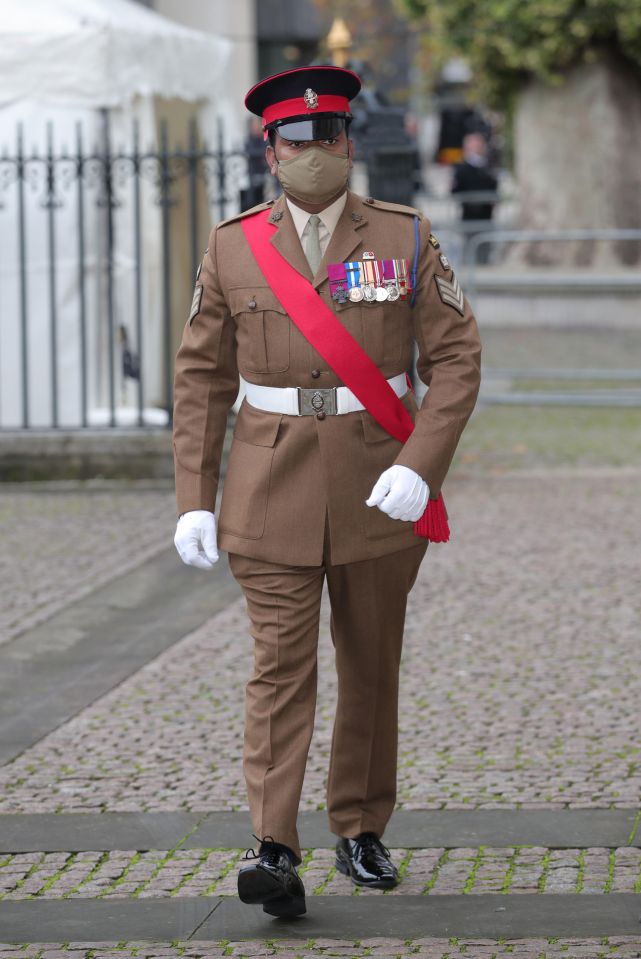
413;493;450;543
403;377;450;543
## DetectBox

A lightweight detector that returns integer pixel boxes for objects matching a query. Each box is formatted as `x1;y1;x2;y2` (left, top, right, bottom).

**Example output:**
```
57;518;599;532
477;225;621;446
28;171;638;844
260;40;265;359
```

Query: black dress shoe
335;831;399;889
238;836;306;917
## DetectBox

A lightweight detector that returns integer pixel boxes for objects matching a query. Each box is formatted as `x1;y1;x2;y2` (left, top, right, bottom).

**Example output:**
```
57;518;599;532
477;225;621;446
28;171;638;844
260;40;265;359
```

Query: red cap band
263;94;350;128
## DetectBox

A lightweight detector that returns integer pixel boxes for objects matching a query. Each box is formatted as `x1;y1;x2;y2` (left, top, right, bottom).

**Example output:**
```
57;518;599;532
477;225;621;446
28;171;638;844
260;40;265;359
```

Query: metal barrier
464;227;641;288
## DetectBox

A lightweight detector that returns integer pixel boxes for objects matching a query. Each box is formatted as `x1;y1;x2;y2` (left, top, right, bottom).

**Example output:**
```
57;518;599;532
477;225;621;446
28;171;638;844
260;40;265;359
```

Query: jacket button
311;369;321;379
316;412;326;421
248;299;257;310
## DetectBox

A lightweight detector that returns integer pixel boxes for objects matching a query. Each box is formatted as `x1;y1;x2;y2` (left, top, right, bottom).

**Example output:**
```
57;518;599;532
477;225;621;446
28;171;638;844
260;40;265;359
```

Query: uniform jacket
172;189;481;566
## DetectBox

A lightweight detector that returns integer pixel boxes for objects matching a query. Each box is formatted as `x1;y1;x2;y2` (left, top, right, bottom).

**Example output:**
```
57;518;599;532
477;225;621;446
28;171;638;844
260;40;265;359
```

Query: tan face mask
276;145;350;205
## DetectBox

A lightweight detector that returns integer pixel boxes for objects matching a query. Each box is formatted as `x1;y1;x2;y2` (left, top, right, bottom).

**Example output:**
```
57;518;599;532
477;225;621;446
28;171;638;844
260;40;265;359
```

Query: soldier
172;65;481;919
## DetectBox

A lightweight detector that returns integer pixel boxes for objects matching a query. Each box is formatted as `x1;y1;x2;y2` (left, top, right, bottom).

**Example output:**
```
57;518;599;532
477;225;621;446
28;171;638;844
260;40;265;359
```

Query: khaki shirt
172;190;481;566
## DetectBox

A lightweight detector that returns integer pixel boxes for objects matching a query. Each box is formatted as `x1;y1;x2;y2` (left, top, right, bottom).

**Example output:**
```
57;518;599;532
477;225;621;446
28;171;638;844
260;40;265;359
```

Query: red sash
241;208;449;542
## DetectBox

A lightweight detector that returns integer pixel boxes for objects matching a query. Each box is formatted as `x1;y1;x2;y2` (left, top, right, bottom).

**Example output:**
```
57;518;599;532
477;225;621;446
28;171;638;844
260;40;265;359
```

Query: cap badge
304;88;319;110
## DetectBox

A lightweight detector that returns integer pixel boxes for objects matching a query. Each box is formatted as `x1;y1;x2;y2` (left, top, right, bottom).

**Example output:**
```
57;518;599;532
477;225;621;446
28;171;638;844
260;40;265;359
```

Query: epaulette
216;199;275;230
361;196;422;218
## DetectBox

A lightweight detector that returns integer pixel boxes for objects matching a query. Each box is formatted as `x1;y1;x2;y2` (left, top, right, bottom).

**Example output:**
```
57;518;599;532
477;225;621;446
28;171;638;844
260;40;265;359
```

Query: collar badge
304;88;319;110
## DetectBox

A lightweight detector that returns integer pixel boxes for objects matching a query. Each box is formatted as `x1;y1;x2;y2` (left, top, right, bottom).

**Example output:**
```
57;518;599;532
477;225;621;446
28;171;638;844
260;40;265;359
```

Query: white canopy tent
0;0;231;109
0;0;233;428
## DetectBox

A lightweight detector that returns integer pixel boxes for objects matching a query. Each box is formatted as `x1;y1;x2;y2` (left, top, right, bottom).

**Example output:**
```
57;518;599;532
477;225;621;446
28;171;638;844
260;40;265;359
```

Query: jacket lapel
269;195;313;282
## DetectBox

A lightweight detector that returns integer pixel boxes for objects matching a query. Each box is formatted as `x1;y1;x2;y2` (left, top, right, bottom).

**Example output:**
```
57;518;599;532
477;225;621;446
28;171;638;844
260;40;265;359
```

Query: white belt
242;373;407;416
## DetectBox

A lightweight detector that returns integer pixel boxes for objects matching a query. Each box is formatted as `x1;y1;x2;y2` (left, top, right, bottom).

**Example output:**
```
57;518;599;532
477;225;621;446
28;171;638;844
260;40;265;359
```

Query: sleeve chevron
434;272;465;316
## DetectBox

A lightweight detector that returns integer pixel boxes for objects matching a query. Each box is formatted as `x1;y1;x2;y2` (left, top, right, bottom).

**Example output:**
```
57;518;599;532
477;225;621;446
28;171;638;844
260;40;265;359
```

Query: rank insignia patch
428;233;440;249
435;273;465;315
189;285;203;324
439;252;450;271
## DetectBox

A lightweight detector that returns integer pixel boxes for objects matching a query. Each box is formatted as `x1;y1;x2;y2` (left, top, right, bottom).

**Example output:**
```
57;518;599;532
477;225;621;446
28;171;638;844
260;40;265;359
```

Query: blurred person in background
239;116;269;210
451;130;498;264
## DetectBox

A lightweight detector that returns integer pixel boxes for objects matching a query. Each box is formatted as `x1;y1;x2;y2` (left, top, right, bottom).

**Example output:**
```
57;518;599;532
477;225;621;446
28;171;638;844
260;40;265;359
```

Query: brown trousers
228;529;427;863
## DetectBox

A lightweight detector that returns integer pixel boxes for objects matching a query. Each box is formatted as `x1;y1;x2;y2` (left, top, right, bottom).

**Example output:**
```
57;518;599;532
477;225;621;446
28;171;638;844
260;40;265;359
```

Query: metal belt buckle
297;387;338;416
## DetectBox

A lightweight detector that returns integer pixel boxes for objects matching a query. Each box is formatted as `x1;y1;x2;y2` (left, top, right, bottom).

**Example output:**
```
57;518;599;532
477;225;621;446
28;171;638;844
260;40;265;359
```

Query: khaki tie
304;214;322;275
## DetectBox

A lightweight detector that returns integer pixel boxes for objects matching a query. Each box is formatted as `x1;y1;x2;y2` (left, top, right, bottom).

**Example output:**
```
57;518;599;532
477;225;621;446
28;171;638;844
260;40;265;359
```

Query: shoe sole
335;856;399;890
263;893;307;918
238;865;306;917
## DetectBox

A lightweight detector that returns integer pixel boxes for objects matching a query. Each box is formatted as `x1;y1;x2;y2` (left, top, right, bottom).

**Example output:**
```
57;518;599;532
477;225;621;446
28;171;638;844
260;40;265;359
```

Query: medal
382;259;400;301
395;258;409;300
328;263;349;304
362;259;377;302
333;284;348;304
373;260;388;300
346;261;364;302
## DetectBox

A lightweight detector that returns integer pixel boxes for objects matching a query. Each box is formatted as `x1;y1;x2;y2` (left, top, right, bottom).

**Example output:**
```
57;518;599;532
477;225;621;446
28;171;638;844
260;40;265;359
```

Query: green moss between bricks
627;808;641;845
604;848;617;893
101;851;141;898
423;847;450;894
537;849;551;892
575;849;586;892
168;848;211;896
463;845;485;893
30;852;80;899
203;849;244;896
64;850;109;898
500;846;521;893
1;852;45;900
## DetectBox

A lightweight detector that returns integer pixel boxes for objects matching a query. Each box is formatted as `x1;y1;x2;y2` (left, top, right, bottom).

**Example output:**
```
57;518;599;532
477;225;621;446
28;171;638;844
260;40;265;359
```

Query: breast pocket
337;299;406;366
229;287;290;374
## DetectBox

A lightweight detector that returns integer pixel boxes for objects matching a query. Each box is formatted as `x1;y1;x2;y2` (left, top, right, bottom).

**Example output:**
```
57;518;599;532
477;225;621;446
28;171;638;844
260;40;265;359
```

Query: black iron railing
0;115;250;430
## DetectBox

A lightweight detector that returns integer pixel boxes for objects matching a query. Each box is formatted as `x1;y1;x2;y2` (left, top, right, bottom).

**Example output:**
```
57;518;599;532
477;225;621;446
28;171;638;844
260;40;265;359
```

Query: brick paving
0;487;175;647
0;471;639;956
1;846;640;900
1;939;641;958
0;472;638;813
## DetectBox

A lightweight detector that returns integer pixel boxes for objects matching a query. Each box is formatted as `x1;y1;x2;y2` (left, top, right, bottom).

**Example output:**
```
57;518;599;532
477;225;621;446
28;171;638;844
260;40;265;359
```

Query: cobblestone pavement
0;939;640;959
0;486;175;647
1;471;640;957
1;846;641;900
0;472;639;813
0;939;639;958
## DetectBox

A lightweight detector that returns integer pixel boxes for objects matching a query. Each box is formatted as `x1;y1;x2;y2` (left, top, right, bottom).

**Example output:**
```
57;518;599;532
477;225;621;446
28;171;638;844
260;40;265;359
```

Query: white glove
174;509;219;570
366;465;429;522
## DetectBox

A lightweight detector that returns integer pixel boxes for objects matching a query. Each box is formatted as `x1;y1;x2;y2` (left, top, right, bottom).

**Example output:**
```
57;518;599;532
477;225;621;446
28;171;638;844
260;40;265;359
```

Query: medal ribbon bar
327;262;348;302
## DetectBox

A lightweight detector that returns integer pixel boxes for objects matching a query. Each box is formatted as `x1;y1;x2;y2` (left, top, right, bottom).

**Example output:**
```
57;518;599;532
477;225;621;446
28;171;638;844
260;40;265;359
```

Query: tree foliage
400;0;641;105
